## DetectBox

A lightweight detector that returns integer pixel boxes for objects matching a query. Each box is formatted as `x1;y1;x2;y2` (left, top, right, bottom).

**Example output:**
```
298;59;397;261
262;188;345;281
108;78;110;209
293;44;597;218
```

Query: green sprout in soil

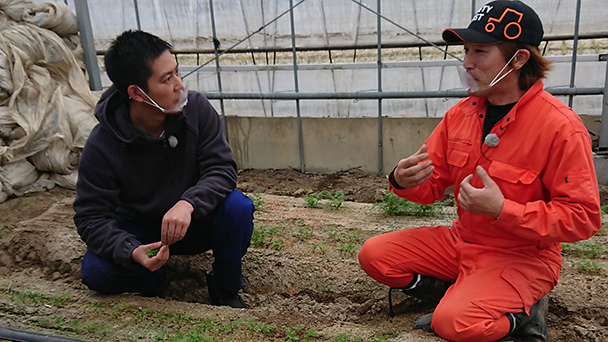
304;190;344;210
336;241;359;256
309;240;328;254
373;189;450;217
575;258;606;276
562;241;608;259
245;317;276;337
293;225;315;242
249;189;264;210
252;223;283;249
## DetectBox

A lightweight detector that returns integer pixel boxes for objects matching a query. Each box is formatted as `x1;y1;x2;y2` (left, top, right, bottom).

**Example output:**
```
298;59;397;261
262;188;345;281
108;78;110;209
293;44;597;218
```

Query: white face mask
136;85;189;114
458;49;521;94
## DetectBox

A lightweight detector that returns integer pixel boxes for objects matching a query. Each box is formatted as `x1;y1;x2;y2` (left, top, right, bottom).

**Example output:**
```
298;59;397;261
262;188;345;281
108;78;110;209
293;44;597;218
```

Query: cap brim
442;28;501;45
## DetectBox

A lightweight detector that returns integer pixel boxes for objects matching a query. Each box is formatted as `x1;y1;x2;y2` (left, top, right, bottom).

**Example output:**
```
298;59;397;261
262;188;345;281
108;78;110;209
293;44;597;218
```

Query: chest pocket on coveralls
488;160;538;185
447;138;471;168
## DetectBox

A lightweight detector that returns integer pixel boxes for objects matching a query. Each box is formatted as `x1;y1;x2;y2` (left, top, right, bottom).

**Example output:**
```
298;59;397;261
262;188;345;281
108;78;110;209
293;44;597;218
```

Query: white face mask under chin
137;85;189;114
457;49;521;94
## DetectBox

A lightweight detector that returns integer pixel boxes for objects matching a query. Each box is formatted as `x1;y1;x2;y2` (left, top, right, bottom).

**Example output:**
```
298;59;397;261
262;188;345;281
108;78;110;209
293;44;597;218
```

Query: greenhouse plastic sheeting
48;0;608;51
0;0;99;202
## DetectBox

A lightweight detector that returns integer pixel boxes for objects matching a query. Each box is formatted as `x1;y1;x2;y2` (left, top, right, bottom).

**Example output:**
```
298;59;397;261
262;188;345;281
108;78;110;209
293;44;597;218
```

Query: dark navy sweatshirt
73;85;237;268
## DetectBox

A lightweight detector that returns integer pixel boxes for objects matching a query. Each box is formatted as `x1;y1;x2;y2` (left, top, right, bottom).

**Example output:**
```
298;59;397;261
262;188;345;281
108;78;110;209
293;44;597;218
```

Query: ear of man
127;85;145;102
512;49;531;71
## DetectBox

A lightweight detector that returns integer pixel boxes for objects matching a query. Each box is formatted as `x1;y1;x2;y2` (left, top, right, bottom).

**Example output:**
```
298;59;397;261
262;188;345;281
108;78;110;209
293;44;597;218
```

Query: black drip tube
0;326;90;342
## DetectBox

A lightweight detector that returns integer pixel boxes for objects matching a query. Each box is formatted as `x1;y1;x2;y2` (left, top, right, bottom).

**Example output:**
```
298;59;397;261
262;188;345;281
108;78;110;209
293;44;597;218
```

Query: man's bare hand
131;242;169;272
458;165;504;218
393;144;434;188
161;200;194;245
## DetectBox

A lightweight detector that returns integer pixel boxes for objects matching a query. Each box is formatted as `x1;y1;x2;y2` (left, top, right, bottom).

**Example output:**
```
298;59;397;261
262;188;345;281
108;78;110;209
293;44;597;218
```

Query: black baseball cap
442;0;544;46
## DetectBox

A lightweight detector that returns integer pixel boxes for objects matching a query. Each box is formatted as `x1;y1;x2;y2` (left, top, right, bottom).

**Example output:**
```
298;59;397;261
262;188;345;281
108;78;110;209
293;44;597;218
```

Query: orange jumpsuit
358;80;601;341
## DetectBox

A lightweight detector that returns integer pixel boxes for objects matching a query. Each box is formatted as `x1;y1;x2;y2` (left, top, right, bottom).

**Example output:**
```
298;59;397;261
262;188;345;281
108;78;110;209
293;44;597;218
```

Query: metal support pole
599;59;608;151
471;0;477;18
289;0;304;173
74;0;102;91
209;0;228;139
200;86;602;100
376;0;383;175
568;0;582;108
133;0;141;30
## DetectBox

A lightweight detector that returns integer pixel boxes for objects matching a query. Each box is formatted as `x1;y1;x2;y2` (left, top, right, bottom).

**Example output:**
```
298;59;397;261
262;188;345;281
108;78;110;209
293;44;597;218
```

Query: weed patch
373;190;450;217
251;223;284;250
304;190;344;210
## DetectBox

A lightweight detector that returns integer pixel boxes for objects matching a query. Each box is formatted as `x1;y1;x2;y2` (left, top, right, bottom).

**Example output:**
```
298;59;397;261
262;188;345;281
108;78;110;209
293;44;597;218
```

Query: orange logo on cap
485;8;523;40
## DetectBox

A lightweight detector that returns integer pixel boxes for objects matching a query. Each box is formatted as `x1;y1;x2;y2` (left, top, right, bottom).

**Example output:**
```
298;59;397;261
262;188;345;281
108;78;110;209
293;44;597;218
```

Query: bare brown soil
0;168;607;342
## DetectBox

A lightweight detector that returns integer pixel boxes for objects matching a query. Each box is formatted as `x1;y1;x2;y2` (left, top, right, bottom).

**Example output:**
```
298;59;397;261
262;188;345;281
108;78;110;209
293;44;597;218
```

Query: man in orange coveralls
358;1;601;341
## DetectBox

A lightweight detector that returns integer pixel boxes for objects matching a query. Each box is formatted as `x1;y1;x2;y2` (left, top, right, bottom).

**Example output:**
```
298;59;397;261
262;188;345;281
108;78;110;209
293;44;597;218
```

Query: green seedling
304;327;319;341
346;228;364;244
325;226;339;241
373;190;449;217
309;241;328;254
246;317;276;336
325;190;344;210
146;248;160;258
252;224;282;248
283;324;306;341
304;190;344;210
562;241;607;259
249;189;264;210
294;225;315;241
368;337;393;342
336;241;359;256
132;307;148;318
304;191;326;208
592;40;602;54
272;239;285;250
576;258;606;276
560;41;567;55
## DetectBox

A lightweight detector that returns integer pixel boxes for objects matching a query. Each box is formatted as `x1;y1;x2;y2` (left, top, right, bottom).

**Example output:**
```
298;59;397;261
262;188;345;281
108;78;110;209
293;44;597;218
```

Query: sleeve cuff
117;237;141;269
494;199;524;228
388;167;406;190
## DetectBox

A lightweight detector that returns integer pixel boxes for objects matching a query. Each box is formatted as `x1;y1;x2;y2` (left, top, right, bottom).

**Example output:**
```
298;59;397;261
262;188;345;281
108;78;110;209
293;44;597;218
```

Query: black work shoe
388;274;453;317
506;295;549;342
400;274;453;305
205;270;248;309
413;312;434;332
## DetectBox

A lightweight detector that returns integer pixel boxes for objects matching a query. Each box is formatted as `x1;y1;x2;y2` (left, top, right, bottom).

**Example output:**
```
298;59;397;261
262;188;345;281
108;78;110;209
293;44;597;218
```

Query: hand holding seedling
132;241;169;272
161;200;193;245
393;144;434;188
459;165;504;219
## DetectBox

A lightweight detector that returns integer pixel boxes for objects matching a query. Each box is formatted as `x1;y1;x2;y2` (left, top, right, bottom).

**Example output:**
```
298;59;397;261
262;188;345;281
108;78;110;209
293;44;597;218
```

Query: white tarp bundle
0;0;98;203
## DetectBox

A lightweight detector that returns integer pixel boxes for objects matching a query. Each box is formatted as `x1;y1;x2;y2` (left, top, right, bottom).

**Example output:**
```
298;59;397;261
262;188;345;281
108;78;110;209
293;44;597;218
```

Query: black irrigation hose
0;326;91;342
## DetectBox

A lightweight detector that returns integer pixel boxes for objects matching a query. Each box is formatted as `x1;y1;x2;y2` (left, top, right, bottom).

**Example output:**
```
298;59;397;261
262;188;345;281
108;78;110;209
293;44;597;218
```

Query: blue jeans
81;190;254;295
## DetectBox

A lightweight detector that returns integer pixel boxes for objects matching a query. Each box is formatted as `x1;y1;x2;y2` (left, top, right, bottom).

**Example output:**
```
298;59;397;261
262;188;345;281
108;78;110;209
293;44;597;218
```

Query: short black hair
104;30;172;99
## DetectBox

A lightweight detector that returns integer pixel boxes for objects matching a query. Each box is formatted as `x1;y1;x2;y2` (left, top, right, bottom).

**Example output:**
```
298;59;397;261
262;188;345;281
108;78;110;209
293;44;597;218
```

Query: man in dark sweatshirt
73;30;254;309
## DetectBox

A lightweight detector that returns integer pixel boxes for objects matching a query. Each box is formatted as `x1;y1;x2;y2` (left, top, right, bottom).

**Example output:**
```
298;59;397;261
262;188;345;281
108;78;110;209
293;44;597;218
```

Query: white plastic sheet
0;0;98;202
